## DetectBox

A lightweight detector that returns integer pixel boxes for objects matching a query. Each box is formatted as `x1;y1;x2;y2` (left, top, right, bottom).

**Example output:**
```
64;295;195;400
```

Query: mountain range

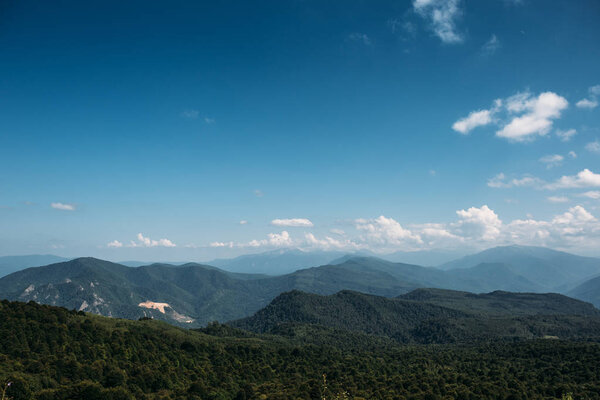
0;245;599;326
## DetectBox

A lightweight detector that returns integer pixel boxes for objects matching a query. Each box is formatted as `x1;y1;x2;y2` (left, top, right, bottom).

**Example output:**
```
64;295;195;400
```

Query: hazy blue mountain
0;254;70;278
439;245;600;291
383;250;465;266
232;289;600;343
443;262;546;293
206;248;348;275
569;275;600;308
118;260;188;267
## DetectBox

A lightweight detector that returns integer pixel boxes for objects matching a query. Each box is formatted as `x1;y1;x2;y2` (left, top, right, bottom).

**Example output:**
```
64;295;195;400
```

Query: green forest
1;300;599;400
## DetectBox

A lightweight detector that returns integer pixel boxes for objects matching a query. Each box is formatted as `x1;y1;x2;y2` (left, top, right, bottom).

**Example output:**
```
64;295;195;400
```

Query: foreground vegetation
1;300;599;399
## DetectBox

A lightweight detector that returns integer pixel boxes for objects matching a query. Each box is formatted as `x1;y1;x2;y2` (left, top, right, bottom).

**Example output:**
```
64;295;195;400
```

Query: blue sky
1;0;599;260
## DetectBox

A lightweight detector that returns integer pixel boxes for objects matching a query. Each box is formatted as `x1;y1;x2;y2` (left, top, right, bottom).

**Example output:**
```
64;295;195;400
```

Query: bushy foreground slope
1;300;600;399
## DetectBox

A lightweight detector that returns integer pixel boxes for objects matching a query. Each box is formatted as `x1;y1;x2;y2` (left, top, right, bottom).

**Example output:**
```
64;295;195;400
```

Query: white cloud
454;205;502;241
127;233;177;248
247;231;293;248
209;241;234;248
454;91;568;142
330;228;346;235
556;128;577;142
576;84;600;109
107;240;123;248
452;109;493;134
547;196;569;203
576;98;598;109
585;141;600;154
487;173;542;189
348;33;371;45
545;169;600;190
239;220;248;225
271;218;314;227
413;0;463;44
253;189;264;197
204;117;215;124
304;233;359;250
568;151;577;158
203;205;600;253
51;202;76;211
497;92;568;141
579;191;600;199
481;34;500;55
539;154;564;168
355;215;423;250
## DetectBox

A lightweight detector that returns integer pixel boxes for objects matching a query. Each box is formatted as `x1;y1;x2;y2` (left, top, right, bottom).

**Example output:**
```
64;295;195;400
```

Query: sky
1;0;599;261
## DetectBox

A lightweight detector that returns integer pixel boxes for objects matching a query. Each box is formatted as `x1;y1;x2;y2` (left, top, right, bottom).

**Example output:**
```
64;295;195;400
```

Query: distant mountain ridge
439;245;600;292
1;245;599;326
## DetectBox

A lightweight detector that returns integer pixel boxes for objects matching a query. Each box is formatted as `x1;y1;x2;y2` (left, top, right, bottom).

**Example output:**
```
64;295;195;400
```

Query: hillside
2;300;600;399
439;245;600;291
232;289;600;344
0;258;273;326
569;275;600;308
399;287;600;316
0;257;435;326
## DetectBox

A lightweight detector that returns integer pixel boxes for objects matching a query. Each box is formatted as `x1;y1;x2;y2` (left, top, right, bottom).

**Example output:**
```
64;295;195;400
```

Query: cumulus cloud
545;169;600;190
204;205;600;253
497;92;568;141
576;98;598;109
576;84;600;109
128;233;176;248
585;141;600;154
452;109;493;134
556;128;577;142
51;202;76;211
304;233;359;251
568;151;577;159
454;205;502;241
247;231;293;248
355;215;423;250
209;241;234;248
413;0;463;44
271;218;314;227
453;91;569;142
107;240;123;248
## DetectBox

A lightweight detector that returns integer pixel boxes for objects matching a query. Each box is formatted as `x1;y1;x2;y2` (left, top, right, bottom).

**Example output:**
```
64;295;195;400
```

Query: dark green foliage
232;290;600;344
2;299;600;399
